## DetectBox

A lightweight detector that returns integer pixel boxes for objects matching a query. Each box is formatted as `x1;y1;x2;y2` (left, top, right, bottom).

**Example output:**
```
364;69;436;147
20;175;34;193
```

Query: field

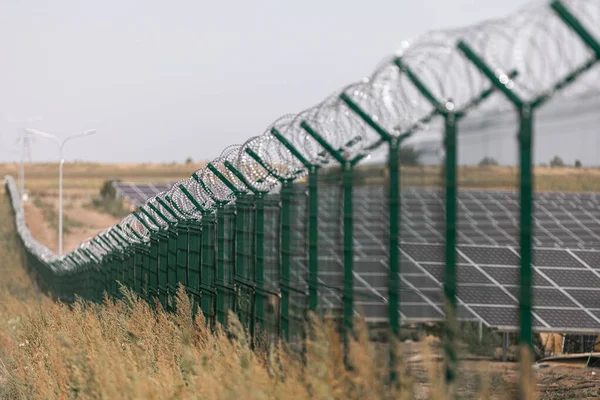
2;161;600;254
0;162;203;254
3;162;600;398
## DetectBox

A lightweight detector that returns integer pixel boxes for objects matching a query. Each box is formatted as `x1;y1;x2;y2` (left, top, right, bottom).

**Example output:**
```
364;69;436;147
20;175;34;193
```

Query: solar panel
113;182;175;206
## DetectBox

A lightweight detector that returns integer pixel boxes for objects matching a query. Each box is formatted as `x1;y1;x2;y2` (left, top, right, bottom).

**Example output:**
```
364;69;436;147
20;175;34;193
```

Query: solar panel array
403;189;600;250
113;182;600;333
113;182;174;206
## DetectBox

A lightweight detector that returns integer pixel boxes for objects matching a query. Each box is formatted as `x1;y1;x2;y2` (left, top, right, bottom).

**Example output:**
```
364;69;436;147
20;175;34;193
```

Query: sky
0;0;542;164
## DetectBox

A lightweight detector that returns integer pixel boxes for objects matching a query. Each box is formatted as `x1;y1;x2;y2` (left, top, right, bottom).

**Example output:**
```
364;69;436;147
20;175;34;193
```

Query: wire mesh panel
216;205;236;326
235;194;256;332
175;221;189;291
117;250;128;290
187;222;202;314
127;247;135;289
110;254;120;297
201;214;217;325
134;242;148;299
157;231;169;309
351;163;389;337
259;194;281;338
147;235;160;305
398;136;447;355
283;183;309;343
167;226;178;298
316;167;344;321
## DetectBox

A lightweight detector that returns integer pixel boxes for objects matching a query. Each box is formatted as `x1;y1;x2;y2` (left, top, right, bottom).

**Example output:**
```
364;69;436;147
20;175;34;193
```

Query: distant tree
575;160;582;168
100;180;118;199
478;156;499;167
185;157;193;165
399;146;421;166
550;155;565;168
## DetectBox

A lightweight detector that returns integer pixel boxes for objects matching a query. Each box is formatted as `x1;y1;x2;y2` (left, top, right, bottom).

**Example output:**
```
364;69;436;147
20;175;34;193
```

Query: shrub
550;155;565;168
479;156;499;167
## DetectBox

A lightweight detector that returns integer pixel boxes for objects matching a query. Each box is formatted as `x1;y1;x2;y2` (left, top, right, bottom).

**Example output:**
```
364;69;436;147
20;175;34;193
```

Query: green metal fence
4;0;600;396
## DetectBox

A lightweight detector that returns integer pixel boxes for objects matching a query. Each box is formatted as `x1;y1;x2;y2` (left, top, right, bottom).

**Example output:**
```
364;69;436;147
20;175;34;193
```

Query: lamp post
24;128;97;255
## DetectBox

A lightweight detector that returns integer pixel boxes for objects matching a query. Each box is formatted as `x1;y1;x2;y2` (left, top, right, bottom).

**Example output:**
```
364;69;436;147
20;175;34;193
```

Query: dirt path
23;201;57;253
24;195;119;254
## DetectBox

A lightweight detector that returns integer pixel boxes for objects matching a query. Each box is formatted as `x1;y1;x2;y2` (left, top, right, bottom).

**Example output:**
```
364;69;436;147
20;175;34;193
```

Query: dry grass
0;192;541;399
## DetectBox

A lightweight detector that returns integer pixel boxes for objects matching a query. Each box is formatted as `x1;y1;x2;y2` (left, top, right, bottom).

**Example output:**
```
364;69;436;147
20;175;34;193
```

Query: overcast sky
0;0;536;163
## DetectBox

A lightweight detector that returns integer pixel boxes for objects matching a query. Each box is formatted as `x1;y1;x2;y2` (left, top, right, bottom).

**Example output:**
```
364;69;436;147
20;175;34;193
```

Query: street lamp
24;128;97;255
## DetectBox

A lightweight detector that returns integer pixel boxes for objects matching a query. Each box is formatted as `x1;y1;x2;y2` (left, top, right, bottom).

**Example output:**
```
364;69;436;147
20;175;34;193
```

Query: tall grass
0;192;528;399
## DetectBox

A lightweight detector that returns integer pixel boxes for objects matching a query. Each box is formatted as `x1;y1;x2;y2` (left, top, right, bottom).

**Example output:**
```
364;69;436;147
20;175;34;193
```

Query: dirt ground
404;356;600;399
23;194;119;253
535;365;600;399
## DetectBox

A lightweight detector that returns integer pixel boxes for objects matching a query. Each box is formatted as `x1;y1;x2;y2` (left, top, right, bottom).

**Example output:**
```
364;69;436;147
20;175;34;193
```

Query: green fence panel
133;243;145;299
157;230;169;309
216;205;236;326
259;195;281;338
188;220;202;314
176;221;190;290
148;235;160;305
201;213;217;325
126;246;136;289
234;194;255;332
167;225;178;298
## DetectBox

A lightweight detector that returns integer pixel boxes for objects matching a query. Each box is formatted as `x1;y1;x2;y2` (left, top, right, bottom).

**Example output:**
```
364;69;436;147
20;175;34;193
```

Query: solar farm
112;180;600;335
5;0;600;397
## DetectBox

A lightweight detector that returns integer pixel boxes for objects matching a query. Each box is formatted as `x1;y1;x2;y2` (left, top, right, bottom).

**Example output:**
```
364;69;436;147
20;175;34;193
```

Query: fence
4;0;600;396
